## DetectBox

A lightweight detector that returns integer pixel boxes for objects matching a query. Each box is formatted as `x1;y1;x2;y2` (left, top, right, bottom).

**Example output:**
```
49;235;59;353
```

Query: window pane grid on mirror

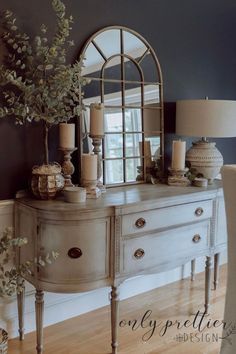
82;76;163;87
80;26;164;186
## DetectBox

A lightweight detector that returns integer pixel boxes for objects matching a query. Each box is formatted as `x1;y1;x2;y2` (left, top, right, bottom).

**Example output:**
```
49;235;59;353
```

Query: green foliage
0;227;59;297
0;0;86;125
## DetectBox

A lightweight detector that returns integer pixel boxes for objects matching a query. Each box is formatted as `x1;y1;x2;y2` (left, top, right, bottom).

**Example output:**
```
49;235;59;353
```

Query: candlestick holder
59;147;77;187
89;134;106;193
168;167;191;186
82;178;102;199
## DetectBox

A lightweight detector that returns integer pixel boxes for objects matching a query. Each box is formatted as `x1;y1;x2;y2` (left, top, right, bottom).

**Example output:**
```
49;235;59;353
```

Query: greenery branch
0;227;59;297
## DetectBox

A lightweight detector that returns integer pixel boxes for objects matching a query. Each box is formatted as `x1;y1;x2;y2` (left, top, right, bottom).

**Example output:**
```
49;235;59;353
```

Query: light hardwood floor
9;265;227;354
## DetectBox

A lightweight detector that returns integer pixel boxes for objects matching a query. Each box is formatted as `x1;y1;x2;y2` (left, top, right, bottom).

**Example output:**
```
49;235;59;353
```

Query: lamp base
186;140;223;183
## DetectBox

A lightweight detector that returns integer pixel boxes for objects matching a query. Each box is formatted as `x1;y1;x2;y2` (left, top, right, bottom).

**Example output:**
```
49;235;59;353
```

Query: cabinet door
38;218;110;284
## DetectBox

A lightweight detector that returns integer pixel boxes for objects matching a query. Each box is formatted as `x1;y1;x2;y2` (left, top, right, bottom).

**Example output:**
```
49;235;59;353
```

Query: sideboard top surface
15;181;222;216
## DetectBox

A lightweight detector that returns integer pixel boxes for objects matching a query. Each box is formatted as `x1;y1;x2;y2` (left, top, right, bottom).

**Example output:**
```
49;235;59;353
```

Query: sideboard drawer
121;221;210;275
122;200;213;235
37;218;110;283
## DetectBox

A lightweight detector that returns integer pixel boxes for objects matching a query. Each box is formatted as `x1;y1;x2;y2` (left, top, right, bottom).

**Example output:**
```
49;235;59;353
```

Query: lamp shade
176;99;236;138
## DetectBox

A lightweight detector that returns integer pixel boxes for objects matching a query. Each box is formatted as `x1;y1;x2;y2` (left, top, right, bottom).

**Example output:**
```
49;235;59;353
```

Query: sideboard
15;181;226;354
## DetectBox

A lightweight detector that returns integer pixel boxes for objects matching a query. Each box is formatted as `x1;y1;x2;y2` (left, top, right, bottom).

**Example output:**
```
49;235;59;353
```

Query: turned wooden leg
17;277;25;340
191;259;196;281
213;253;220;290
205;256;212;314
35;290;44;354
110;286;120;354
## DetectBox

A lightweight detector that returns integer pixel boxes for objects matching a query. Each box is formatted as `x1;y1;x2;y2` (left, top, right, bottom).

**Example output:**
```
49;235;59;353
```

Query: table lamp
176;99;236;183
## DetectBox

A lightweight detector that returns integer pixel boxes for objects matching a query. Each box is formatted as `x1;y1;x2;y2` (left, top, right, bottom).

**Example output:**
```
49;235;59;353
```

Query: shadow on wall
0;120;60;200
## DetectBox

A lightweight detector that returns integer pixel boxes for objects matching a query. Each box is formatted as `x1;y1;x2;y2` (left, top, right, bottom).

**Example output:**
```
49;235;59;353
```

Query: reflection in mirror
124;59;142;82
103;56;121;81
105;133;123;158
126;158;142;182
124;84;142;107
103;82;122;106
123;30;147;59
83;80;102;103
140;53;161;83
81;43;105;77
105;159;124;184
94;29;121;58
104;108;123;132
143;104;161;133
125;109;142;132
79;26;164;186
144;84;160;105
125;133;142;157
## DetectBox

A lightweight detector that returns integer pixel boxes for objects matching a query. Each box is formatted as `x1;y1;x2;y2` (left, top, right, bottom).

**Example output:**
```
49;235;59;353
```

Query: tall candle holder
59;147;77;187
89;134;106;193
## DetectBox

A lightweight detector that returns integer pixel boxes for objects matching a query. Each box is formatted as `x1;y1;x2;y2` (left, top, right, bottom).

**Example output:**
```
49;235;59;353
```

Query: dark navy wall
1;0;236;199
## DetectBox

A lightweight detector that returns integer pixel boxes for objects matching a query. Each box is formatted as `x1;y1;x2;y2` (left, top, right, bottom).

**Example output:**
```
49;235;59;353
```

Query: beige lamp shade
176;99;236;138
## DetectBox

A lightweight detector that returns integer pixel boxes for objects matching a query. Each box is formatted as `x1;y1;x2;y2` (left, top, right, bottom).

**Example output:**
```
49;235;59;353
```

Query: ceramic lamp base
186;140;223;184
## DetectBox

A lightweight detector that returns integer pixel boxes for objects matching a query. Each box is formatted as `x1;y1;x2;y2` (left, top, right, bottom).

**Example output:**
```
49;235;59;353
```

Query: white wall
0;200;227;339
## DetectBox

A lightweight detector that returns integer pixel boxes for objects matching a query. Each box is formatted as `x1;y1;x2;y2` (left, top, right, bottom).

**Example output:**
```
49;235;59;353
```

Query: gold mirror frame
79;25;164;186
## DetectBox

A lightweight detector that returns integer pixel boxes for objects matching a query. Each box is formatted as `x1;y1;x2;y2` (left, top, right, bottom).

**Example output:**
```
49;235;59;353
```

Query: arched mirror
79;26;164;186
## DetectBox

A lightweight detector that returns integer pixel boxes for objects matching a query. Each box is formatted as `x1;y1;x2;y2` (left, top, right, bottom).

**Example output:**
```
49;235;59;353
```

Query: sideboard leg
191;259;196;281
35;289;44;354
17;277;25;341
213;253;220;290
110;286;120;354
205;256;212;314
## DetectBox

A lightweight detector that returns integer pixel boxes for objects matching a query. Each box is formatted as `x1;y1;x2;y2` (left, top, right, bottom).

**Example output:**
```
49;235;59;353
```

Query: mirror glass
80;26;164;186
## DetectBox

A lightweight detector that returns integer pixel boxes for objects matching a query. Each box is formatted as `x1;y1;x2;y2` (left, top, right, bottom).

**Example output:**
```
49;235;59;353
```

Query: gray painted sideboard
15;182;226;354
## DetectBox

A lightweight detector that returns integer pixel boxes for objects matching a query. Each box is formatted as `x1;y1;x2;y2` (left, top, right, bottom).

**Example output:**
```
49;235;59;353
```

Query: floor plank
8;265;227;354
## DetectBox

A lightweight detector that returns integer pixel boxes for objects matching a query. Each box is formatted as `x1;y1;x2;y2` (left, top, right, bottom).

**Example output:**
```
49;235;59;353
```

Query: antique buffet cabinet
15;26;227;354
15;182;226;353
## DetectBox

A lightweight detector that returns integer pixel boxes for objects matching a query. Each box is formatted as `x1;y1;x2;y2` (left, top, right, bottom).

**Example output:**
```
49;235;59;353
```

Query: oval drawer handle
135;218;146;229
195;207;204;216
134;248;145;259
68;247;83;259
192;234;201;243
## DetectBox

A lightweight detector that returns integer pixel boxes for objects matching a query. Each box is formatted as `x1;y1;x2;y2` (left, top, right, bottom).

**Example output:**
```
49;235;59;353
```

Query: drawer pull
195;207;204;216
135;218;146;229
68;247;83;259
134;248;145;259
192;234;201;243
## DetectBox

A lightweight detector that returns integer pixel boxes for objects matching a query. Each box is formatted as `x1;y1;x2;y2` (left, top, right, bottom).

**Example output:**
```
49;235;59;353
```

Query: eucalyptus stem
44;123;49;165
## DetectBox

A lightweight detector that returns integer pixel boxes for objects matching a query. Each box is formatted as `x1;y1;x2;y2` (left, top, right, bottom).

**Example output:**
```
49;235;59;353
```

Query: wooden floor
9;265;227;354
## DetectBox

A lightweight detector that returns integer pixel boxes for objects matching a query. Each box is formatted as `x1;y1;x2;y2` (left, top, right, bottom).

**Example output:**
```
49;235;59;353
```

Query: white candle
59;123;75;149
90;103;104;136
82;154;97;181
171;140;186;170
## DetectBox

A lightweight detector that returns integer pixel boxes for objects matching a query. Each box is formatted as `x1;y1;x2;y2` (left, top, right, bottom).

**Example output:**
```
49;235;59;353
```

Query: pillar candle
90;103;104;136
59;123;75;149
171;140;186;170
82;154;98;181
